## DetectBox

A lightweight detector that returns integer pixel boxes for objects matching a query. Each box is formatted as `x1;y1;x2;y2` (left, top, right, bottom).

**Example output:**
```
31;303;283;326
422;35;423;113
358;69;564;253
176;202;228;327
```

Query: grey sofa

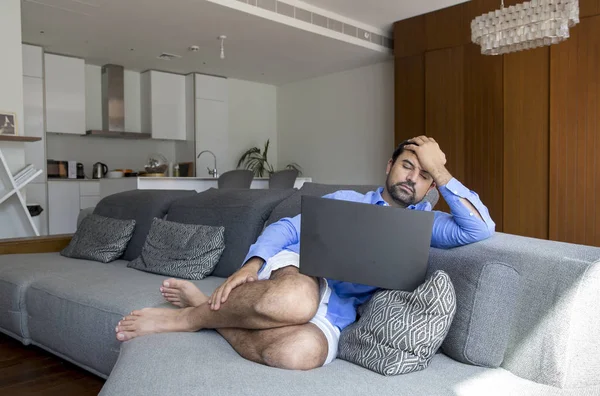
0;184;599;396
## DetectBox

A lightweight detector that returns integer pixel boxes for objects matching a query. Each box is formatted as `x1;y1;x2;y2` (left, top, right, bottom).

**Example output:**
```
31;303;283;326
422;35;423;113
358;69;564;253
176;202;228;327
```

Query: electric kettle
92;162;108;179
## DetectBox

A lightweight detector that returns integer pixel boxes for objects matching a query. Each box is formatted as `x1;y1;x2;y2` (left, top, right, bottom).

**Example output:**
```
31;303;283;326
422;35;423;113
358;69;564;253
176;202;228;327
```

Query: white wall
0;0;24;140
226;79;277;172
277;61;394;185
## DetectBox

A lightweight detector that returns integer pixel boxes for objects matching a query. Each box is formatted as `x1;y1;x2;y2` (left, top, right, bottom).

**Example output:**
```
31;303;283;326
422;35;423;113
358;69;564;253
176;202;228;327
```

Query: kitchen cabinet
195;73;228;101
22;44;43;78
48;181;100;234
195;98;228;178
191;74;229;177
23;76;46;182
48;181;80;235
141;70;186;140
45;53;86;135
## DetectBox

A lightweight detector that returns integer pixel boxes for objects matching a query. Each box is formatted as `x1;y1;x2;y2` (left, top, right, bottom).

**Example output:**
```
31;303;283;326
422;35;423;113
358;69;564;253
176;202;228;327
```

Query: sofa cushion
167;188;295;278
25;259;225;377
0;253;95;342
127;218;225;280
93;189;197;261
266;182;440;226
338;271;456;376
61;214;136;263
434;261;522;368
100;332;598;396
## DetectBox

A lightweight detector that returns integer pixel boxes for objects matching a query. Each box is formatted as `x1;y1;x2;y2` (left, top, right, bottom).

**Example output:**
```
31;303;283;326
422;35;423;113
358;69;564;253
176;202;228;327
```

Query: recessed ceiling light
130;48;135;51
188;45;200;52
40;30;45;34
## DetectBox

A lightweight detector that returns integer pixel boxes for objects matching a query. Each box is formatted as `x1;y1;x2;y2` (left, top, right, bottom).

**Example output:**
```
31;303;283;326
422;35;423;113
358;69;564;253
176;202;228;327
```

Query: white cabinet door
45;54;86;135
23;76;46;182
195;99;228;177
195;74;228;102
48;181;80;235
22;44;43;78
141;71;186;140
25;183;48;236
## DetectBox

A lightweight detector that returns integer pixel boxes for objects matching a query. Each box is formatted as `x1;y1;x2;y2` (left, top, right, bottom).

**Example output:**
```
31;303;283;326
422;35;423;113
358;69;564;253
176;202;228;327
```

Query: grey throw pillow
338;270;457;376
61;214;136;263
127;218;225;280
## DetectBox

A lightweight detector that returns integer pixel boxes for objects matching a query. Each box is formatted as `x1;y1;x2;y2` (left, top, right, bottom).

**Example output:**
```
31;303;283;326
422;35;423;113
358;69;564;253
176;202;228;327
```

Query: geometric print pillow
60;214;136;263
127;218;225;280
338;270;457;376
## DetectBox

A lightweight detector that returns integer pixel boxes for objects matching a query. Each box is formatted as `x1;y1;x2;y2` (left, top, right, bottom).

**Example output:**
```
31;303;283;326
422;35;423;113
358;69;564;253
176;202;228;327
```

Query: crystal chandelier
471;0;580;55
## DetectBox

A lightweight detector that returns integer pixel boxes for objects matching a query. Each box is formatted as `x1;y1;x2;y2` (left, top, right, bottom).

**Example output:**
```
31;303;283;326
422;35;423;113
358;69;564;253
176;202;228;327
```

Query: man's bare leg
160;277;328;370
115;267;319;341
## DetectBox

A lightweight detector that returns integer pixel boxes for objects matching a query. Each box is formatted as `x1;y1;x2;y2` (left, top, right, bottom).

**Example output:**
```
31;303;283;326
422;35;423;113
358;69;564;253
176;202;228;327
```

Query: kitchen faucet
197;150;218;178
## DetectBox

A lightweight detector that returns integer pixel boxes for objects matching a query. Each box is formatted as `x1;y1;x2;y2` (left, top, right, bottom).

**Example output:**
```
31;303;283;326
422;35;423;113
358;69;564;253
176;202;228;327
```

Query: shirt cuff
440;178;472;199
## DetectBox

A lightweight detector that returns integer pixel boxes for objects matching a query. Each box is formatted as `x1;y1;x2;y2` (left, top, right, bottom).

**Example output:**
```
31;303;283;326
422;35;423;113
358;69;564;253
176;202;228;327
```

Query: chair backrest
269;169;299;189
218;170;254;189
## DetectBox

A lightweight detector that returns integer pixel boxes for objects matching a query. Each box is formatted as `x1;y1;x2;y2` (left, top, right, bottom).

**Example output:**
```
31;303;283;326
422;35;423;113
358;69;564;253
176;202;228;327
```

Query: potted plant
237;139;302;177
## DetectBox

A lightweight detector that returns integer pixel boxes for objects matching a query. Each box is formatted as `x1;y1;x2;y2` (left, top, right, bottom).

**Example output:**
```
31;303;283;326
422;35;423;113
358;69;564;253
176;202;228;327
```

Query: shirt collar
374;187;432;211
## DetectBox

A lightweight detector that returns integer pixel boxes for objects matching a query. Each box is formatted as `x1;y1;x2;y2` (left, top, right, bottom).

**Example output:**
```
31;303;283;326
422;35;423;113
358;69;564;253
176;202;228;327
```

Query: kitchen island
99;176;312;199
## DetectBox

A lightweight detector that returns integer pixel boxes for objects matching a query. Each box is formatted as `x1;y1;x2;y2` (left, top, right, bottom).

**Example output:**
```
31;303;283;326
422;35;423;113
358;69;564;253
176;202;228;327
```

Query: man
115;136;495;370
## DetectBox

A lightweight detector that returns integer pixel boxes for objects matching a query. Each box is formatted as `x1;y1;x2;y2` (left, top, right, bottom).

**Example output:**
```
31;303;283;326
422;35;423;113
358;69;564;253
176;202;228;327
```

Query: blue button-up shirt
243;178;495;330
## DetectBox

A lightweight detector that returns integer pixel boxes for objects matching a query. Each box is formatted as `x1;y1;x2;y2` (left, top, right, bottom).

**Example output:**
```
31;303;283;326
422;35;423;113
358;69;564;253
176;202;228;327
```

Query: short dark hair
391;140;412;164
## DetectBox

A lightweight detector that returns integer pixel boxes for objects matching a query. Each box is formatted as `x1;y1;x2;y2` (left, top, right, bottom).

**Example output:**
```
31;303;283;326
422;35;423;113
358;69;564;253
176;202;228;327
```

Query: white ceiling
21;0;466;86
301;0;470;31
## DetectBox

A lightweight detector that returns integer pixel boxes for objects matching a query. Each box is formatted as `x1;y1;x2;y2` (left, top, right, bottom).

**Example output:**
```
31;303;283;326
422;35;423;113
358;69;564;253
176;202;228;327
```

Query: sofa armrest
0;234;73;255
427;232;600;389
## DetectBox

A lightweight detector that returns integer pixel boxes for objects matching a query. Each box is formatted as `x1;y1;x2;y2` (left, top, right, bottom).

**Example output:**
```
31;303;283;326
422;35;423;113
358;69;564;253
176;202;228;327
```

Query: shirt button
453;190;458;195
469;212;474;216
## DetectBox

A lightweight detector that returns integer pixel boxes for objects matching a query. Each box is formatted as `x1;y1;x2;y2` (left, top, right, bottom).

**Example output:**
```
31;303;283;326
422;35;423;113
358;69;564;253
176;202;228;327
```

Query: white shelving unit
0;144;43;238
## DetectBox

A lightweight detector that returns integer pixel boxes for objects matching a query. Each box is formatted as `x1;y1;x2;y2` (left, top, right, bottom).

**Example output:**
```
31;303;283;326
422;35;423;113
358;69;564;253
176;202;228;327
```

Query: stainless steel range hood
85;64;151;139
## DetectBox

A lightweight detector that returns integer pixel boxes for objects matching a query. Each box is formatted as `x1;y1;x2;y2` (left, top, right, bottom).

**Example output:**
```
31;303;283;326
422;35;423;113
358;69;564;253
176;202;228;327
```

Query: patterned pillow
127;218;225;280
338;270;457;376
61;214;136;263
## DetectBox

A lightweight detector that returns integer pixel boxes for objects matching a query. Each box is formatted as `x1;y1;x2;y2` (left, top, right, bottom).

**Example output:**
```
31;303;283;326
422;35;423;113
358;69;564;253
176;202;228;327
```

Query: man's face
385;150;434;207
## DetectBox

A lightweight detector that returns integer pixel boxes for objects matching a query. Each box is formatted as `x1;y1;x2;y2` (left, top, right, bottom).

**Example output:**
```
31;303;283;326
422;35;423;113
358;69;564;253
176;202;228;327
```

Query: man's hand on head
405;136;453;186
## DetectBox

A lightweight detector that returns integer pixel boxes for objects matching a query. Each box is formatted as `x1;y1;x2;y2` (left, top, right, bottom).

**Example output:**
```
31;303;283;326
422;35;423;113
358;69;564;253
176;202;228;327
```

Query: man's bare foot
160;278;208;308
115;307;195;341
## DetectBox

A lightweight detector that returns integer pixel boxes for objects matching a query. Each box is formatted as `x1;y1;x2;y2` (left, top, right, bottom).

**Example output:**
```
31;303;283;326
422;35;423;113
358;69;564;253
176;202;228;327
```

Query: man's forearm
432;167;484;221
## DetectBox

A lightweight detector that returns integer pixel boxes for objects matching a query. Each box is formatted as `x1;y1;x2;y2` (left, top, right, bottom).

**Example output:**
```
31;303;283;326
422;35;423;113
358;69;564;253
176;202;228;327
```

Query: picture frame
0;111;18;136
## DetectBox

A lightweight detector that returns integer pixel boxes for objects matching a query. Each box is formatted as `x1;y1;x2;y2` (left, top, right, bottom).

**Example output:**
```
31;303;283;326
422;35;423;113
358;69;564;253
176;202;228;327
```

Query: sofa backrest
166;188;295;278
427;232;600;389
93;189;197;261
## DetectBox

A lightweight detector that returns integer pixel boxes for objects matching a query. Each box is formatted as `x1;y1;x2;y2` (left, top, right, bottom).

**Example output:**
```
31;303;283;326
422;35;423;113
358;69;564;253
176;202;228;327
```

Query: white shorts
257;250;340;366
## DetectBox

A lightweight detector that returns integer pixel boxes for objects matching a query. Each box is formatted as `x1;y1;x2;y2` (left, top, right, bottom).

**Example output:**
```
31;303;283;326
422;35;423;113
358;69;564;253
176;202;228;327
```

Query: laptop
299;195;435;291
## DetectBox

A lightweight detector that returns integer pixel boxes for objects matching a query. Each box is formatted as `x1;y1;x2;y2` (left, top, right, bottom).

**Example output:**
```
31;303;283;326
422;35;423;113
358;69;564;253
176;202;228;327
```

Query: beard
386;177;417;207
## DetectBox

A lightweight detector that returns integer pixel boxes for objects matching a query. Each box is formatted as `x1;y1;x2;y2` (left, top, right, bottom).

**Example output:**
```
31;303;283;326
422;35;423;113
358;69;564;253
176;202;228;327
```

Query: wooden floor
0;333;105;395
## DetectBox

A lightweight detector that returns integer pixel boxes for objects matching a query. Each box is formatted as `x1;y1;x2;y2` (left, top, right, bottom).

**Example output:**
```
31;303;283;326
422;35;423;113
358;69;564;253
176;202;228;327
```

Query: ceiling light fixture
218;35;227;60
471;0;579;55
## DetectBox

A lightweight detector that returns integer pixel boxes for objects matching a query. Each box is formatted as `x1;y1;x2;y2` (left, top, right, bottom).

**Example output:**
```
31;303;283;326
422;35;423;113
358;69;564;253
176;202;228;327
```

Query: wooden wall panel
425;47;465;213
581;0;600;18
550;16;600;246
395;56;425;145
464;44;504;231
503;47;550;240
393;16;426;58
425;3;469;51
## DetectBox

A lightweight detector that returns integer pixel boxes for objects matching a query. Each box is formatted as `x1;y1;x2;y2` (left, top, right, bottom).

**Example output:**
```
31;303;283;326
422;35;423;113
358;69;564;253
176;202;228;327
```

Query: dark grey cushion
266;182;440;226
127;218;225;280
93;189;197;261
61;214;136;263
338;271;457;376
167;188;295;278
427;260;522;368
